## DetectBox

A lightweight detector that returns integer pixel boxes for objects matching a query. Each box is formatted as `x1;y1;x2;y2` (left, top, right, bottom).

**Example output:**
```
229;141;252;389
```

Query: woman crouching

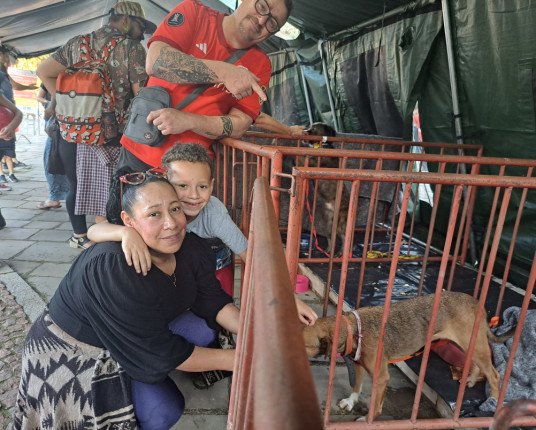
13;168;239;429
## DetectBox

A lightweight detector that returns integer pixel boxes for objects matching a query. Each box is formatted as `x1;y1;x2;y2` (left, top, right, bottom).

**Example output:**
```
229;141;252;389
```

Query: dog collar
350;310;363;362
341;314;354;356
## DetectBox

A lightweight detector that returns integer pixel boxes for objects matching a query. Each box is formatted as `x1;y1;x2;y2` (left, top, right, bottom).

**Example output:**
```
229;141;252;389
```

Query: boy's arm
87;222;152;275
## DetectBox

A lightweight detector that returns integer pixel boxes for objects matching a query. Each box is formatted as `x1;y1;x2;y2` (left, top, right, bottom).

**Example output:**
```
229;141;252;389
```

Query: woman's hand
121;228;151;275
295;297;318;326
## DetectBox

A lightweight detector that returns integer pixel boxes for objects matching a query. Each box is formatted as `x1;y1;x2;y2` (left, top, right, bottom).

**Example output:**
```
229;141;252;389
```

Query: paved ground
0;121;438;428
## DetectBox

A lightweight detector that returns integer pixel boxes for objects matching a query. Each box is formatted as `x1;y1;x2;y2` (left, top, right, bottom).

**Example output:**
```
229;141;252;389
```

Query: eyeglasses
254;0;280;34
119;167;168;206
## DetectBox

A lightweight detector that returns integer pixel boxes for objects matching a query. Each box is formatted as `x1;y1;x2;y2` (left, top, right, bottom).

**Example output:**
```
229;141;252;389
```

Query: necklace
169;272;176;288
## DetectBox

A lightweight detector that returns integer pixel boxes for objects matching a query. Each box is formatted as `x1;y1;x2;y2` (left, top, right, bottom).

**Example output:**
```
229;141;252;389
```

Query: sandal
218;329;236;350
191;370;232;390
69;235;93;249
37;200;62;210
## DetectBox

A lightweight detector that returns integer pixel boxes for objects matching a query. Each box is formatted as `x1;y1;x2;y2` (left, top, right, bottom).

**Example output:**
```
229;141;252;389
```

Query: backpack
55;34;125;146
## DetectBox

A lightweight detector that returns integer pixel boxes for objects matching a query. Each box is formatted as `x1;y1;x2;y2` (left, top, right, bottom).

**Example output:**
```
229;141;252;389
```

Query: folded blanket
479;306;536;413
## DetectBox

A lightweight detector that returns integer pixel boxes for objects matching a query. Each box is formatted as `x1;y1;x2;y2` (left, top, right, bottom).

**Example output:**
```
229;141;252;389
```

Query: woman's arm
87;222;152;275
215;303;240;335
176;346;235;372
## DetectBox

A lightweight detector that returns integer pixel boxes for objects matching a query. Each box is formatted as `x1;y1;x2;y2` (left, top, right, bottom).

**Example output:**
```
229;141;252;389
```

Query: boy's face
167;160;214;220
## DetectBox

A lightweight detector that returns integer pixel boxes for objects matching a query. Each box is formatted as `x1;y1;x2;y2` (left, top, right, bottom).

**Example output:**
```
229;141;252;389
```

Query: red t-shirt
121;0;272;167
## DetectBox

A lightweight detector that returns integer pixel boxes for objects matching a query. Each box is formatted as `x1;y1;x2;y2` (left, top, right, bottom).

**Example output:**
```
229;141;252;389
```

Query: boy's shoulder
203;196;228;214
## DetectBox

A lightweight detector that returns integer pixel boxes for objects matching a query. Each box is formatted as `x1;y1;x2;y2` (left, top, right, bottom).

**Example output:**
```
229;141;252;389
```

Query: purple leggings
131;311;217;430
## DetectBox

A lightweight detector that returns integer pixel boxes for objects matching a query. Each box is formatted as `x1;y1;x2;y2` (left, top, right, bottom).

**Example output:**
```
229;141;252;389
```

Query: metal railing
285;167;536;428
227;177;323;430
213;135;536;428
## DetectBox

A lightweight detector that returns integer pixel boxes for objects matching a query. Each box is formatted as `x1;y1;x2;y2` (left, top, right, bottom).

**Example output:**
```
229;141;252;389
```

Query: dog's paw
338;393;360;412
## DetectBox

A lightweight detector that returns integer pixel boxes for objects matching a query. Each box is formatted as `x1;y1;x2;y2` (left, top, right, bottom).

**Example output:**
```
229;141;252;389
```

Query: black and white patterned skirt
13;310;137;429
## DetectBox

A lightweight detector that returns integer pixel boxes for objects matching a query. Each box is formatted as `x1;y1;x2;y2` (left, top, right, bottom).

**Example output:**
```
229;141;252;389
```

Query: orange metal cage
213;135;536;429
286;167;536;428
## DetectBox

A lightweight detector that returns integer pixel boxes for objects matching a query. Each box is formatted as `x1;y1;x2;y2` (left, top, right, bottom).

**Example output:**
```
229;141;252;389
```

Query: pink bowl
294;274;310;294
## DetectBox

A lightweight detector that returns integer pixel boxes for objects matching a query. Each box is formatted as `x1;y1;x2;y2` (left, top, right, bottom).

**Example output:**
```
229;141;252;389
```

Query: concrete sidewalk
0;124;437;428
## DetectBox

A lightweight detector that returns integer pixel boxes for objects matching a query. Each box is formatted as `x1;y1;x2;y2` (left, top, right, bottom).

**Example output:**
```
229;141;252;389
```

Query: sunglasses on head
119;167;168;207
120;167;167;185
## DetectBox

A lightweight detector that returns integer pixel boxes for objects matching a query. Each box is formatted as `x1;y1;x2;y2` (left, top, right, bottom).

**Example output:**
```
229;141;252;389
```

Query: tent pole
318;39;341;132
441;0;477;263
441;0;464;150
297;55;314;126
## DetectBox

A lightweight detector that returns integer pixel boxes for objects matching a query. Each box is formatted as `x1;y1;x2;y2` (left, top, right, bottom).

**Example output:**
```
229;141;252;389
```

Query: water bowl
295;274;310;294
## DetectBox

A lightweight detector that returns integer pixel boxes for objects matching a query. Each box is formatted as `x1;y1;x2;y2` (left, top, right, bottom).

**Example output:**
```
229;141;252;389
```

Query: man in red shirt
119;0;293;169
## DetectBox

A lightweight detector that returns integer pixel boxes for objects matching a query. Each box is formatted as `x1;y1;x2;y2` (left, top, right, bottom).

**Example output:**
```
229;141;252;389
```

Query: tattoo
153;47;218;84
220;116;233;137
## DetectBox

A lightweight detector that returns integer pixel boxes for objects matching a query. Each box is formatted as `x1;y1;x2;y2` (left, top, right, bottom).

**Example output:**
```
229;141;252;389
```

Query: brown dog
303;291;513;418
301;123;350;254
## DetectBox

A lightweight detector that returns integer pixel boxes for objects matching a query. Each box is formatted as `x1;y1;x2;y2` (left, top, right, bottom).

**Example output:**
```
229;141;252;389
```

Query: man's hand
147;108;192;136
219;64;266;101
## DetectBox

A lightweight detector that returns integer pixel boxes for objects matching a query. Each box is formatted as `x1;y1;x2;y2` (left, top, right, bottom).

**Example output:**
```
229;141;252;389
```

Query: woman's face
121;181;187;255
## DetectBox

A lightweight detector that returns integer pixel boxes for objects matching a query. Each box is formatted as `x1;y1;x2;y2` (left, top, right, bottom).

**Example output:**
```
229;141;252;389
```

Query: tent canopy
0;0;424;57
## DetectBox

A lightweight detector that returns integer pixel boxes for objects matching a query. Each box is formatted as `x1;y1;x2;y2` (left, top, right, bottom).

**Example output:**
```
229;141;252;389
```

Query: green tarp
266;0;536;286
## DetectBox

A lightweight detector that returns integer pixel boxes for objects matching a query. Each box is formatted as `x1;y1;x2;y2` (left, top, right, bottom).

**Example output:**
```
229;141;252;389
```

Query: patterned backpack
55;34;125;146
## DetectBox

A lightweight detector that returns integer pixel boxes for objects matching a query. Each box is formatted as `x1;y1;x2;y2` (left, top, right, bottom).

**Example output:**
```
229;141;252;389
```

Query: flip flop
37;201;62;210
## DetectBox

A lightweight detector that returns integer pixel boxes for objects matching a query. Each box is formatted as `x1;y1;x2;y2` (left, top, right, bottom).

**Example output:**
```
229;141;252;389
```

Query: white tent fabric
0;0;230;57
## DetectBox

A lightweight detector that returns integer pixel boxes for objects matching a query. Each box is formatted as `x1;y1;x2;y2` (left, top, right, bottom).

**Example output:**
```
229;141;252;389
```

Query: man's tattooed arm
206;116;234;139
220;116;233;137
152;47;218;84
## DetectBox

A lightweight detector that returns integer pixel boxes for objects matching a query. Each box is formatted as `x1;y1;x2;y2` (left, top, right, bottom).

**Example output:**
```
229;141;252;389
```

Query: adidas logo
195;43;207;54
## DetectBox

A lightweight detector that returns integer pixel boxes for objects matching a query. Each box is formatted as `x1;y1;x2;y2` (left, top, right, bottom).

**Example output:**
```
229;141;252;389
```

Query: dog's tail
487;325;516;344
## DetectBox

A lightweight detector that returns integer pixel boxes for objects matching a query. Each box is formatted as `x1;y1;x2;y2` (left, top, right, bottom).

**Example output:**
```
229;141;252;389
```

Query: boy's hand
122;228;152;275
